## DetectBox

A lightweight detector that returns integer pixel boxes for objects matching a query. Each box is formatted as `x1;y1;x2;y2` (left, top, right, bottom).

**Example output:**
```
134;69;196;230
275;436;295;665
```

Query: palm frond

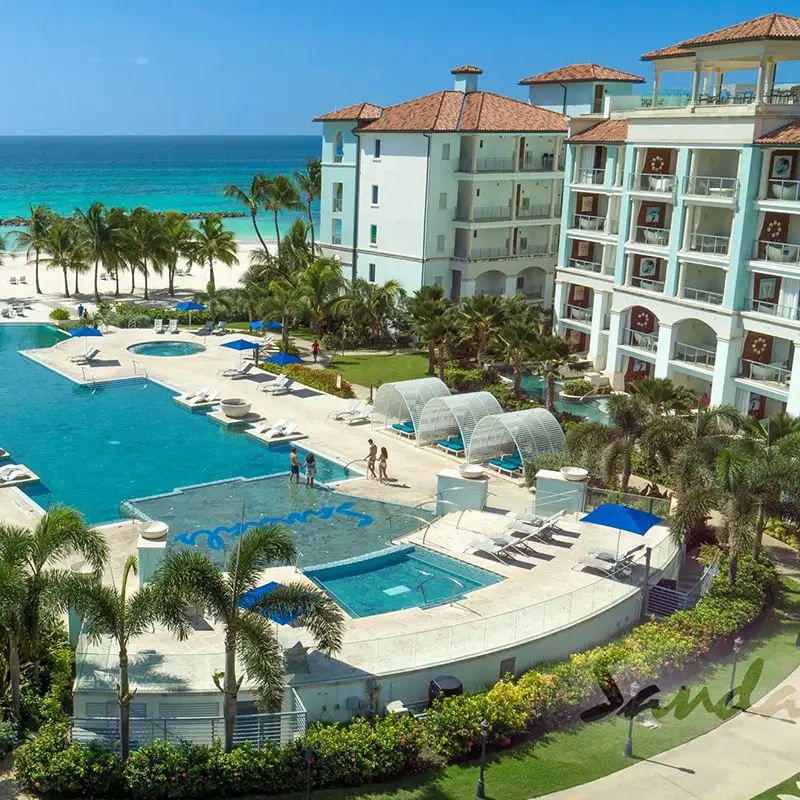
236;612;286;712
153;550;231;620
227;525;298;601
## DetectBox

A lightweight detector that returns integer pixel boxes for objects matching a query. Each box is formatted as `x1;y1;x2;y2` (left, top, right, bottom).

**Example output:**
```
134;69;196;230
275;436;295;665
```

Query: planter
558;391;592;403
220;398;252;418
140;521;169;541
765;243;792;263
459;464;485;479
560;466;589;482
771;181;800;201
578;216;599;230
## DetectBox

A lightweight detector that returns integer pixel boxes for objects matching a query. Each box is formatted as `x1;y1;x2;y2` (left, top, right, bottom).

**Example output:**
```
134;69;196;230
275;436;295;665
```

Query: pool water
128;341;206;357
518;374;611;425
305;545;503;617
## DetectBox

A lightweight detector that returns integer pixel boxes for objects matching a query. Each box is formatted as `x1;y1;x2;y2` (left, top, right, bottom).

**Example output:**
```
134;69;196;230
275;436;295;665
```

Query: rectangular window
374;139;381;158
476;188;480;197
332;218;342;245
438;192;447;210
371;185;379;205
370;224;378;245
436;234;445;252
368;263;376;282
516;276;525;292
442;143;451;160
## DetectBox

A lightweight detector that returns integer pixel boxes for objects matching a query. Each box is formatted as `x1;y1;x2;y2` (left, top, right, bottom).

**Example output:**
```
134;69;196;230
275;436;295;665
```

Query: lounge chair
181;387;210;403
202;390;219;404
0;465;30;484
70;348;100;365
505;510;566;533
505;520;562;551
212;321;228;335
264;377;294;395
154;318;165;334
218;363;255;379
573;544;646;579
255;418;287;436
19;276;27;284
261;335;278;351
258;373;286;392
437;435;465;455
330;401;365;420
465;534;519;562
196;321;213;336
489;450;524;476
264;421;290;440
9;277;16;285
392;419;416;438
347;408;372;425
168;319;179;334
0;447;10;460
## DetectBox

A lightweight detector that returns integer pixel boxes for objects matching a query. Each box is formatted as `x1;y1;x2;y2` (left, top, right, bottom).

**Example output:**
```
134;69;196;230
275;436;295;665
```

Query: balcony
673;342;716;368
630;173;677;194
454;244;549;262
331;234;342;245
684;176;738;199
457;156;515;174
523;286;544;303
744;298;800;321
574;214;605;232
520;154;559;172
455;205;512;222
574;167;605;186
739;359;791;388
564;304;593;323
753;240;800;267
332;198;343;212
684;286;723;305
517;243;550;257
631;276;665;293
623;327;658;353
565;258;603;274
688;233;729;256
516;203;552;220
767;179;800;203
634;226;670;247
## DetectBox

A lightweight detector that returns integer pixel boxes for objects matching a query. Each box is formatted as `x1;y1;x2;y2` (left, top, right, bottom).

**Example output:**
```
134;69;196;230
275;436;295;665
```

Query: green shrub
277;365;355;398
48;308;70;321
0;719;18;758
562;378;593;397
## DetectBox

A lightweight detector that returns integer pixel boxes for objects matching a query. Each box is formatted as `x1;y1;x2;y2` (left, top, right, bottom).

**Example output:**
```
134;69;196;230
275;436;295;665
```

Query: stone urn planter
140;521;169;541
220;398;252;419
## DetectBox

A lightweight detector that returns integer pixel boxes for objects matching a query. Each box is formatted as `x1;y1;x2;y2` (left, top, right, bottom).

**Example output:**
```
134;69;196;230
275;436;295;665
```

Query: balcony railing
766;89;800;105
631;173;677;193
457;156;516;173
454;246;508;261
331;234;342;245
673;342;716;368
574;167;605;185
455;205;512;222
684;286;724;305
516;203;552;220
573;214;606;232
684;175;738;198
566;258;603;273
744;298;800;321
688;232;729;256
634;226;670;247
754;239;800;266
520;154;557;172
523;286;544;301
516;243;550;257
767;179;800;203
631;276;665;293
623;327;658;352
564;304;593;323
739;359;791;387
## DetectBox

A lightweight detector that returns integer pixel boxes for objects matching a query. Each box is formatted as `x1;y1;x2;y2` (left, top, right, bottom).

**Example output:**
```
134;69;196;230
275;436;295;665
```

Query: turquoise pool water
518;374;611;425
128;341;206;357
305;546;503;617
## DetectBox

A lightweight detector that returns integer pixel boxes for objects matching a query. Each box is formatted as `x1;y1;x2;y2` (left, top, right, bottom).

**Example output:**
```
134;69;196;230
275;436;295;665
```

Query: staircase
647;556;716;617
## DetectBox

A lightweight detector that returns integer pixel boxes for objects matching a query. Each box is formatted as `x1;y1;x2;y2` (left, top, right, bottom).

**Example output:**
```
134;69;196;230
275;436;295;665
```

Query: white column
588;291;610;368
690;64;702;105
654;323;674;378
787;343;800;415
553;281;567;328
505;273;519;298
676;262;686;299
652;70;661;105
755;57;767;104
711;337;741;406
714;70;723;99
704;68;714;95
606;310;624;388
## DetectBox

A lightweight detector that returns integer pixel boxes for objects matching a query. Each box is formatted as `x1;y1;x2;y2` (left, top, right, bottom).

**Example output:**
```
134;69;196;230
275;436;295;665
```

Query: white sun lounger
0;464;33;484
219;363;255;379
262;376;291;394
183;387;210;402
70;348;99;364
347;408;372;425
202;390;219;403
168;319;179;334
258;373;286;392
465;534;519;562
19;275;27;284
573;544;646;579
264;422;289;440
506;509;566;530
330;402;365;421
196;321;213;336
212;321;228;335
154;318;165;334
9;277;16;285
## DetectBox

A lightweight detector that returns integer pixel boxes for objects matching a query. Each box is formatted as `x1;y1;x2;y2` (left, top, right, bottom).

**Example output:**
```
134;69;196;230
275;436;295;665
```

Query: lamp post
725;636;744;708
624;679;640;758
304;745;315;800
475;718;489;798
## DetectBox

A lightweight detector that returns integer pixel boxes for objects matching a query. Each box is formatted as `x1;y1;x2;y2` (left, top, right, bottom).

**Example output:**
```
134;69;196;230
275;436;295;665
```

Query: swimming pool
305;545;503;617
128;341;206;357
517;374;611;425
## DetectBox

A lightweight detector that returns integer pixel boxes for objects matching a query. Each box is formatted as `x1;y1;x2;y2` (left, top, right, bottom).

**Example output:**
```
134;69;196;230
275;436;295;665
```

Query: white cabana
467;408;566;475
415;391;503;451
371;377;451;435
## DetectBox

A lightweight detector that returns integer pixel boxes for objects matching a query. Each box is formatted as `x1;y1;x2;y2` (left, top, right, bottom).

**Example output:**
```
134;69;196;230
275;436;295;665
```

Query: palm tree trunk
251;211;268;253
282;317;289;352
546;371;556;412
168;264;175;297
209;257;215;288
34;250;42;294
729;554;738;585
62;267;70;298
8;633;20;720
752;504;765;558
437;347;446;382
130;266;136;294
621;449;632;492
74;269;80;295
307;201;315;252
427;342;435;376
514;362;522;396
143;267;149;300
273;211;281;254
223;640;238;753
94;258;100;302
118;646;131;761
115;267;120;297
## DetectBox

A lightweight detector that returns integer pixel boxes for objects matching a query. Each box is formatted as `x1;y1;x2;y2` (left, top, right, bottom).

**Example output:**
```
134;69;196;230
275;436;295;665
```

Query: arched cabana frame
371;377;451;436
467;408;566;476
416;391;503;451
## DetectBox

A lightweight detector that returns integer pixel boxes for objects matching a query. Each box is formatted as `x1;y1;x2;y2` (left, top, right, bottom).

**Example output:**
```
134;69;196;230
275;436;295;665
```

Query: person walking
77;303;84;320
311;339;320;363
305;452;317;487
366;438;378;479
289;448;301;484
378;447;389;483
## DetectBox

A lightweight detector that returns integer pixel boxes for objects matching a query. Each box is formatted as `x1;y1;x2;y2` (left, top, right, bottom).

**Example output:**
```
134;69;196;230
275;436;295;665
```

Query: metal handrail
631;172;677;193
631;276;665;292
573;167;605;185
767;178;800;202
744;298;800;321
684;175;738;198
418;575;464;607
684;286;723;305
634;226;670;247
739;359;791;387
564;304;593;322
566;258;602;273
673;342;716;367
688;232;729;255
623;327;658;352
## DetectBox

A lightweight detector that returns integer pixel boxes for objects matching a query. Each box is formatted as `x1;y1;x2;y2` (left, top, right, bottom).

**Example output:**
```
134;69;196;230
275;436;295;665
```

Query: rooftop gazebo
371;377;451;437
415;391;503;451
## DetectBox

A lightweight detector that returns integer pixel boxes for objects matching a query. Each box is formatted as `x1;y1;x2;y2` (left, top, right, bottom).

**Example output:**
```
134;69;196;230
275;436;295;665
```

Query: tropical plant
333;277;405;343
222;173;270;252
458;295;503;366
628;377;698;417
261;174;301;252
529;334;581;412
408;284;451;376
152;525;344;752
118;208;169;300
499;315;537;396
299;258;346;334
294;158;321;250
194;282;234;322
15;205;52;294
277;218;314;276
40;215;77;298
162;212;197;296
191;214;238;288
262;278;308;352
66;556;188;760
75;202;119;301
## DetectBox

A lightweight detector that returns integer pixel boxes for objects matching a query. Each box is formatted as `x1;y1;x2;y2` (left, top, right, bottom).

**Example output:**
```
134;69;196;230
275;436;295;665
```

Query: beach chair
263;377;293;395
347;408;372;425
256;418;287;436
505;510;566;534
168;319;179;334
330;401;365;421
1;307;11;318
504;520;563;552
261;335;278;351
212;321;228;335
70;348;100;365
392;419;416;438
176;268;185;277
264;421;289;440
465;534;519;563
258;373;286;392
196;321;213;336
153;318;165;334
0;465;30;484
573;544;646;580
218;363;255;379
182;387;209;401
19;276;27;284
437;435;465;456
203;390;219;403
280;422;299;438
9;277;16;285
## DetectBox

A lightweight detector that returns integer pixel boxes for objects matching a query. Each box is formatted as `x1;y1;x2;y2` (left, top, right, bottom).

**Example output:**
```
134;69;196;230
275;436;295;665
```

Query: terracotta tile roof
641;43;696;61
358;90;568;133
451;65;483;74
518;63;645;85
313;102;383;122
755;119;800;146
567;119;628;144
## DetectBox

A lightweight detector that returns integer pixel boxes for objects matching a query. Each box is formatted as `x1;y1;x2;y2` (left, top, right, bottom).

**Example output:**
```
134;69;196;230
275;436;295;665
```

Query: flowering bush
280;365;355;398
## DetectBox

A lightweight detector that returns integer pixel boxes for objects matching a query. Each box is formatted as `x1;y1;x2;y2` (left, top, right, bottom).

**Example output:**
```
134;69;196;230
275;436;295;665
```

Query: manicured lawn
264;579;800;800
325;354;429;387
751;772;800;799
225;323;316;341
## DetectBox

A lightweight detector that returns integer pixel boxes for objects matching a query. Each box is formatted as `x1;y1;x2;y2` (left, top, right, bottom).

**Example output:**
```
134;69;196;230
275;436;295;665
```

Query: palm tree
263;278;308;352
408;285;451;376
67;556;188;760
162;212;196;296
459;295;503;366
0;549;26;720
333;278;405;343
15;205;52;294
499;317;537;396
195;282;234;323
299;258;346;334
628;377;698;417
66;218;91;296
153;525;344;752
530;334;580;412
223;173;270;252
0;507;108;717
76;202;119;301
192;214;238;287
40;215;75;298
0;233;7;268
120;208;168;300
261;174;301;252
106;207;129;296
294;159;321;251
278;219;314;276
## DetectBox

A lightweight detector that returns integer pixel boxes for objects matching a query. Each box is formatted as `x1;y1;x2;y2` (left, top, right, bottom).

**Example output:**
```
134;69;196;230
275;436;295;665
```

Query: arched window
334;132;344;163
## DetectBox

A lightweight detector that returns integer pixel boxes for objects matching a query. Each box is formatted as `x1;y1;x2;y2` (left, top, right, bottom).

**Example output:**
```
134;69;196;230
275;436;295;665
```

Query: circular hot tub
128;341;206;357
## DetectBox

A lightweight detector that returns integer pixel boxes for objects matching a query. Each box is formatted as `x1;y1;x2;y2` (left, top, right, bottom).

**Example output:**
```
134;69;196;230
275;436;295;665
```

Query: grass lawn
263;579;800;800
224;323;316;341
325;353;429;387
751;772;800;799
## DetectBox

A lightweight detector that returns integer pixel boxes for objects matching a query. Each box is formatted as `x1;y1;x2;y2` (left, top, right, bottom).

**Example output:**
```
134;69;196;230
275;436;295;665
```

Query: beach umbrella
70;325;103;354
250;320;282;332
250;320;264;332
175;300;206;326
266;320;282;331
238;581;304;625
265;352;303;366
581;503;662;558
221;337;261;365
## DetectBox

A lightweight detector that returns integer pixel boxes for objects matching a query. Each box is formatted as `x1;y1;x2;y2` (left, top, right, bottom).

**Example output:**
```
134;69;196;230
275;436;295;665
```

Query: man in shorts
366;438;378;479
289;448;301;483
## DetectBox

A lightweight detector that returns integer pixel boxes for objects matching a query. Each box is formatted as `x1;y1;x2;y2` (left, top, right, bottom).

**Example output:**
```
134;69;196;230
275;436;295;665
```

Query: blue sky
2;0;797;135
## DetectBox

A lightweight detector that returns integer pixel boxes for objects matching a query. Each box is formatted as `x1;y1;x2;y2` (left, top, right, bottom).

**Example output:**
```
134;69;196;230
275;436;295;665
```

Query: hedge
13;551;778;799
278;365;356;399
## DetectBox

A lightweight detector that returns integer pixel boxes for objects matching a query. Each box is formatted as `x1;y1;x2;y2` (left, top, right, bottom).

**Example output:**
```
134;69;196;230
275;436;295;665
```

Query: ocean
0;135;321;241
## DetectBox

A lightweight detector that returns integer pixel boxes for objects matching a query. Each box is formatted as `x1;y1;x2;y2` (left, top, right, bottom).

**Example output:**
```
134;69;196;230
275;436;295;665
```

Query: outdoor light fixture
475;718;489;798
624;679;641;758
725;636;744;708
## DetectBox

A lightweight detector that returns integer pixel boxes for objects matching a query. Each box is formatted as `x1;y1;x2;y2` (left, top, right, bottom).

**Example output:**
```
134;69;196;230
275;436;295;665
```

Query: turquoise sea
0;136;320;241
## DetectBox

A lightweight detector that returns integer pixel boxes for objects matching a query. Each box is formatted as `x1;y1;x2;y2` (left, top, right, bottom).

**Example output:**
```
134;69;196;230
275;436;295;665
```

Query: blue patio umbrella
265;352;303;366
221;337;261;365
266;320;282;331
238;581;303;625
250;320;282;332
70;325;103;353
581;503;662;558
174;300;206;326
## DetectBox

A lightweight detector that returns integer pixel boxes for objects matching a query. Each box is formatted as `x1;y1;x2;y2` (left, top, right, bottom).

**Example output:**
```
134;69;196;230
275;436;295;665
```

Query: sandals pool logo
172;501;375;551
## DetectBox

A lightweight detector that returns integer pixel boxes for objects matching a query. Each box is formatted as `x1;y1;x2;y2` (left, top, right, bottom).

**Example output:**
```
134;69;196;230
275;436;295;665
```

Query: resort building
553;13;800;418
314;67;569;304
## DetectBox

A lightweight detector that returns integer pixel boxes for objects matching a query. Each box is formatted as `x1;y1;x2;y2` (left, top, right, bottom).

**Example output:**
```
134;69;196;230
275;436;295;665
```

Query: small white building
315;66;569;303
